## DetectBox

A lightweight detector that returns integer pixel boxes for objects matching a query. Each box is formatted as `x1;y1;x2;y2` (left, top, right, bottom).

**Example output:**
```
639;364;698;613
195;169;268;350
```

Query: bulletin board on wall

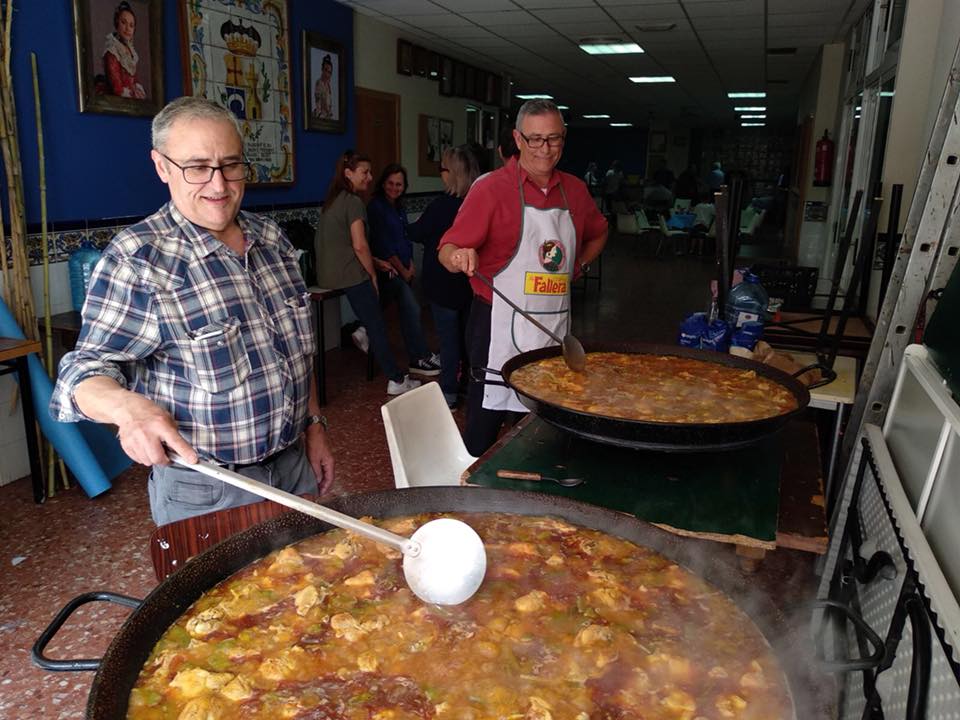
418;114;453;177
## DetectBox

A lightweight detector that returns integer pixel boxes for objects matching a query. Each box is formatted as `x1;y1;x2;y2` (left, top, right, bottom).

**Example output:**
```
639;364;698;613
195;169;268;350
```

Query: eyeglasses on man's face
160;152;251;184
517;131;566;149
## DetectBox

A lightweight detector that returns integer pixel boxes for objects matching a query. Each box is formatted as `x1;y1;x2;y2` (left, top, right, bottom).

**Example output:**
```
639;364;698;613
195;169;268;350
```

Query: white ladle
171;456;487;606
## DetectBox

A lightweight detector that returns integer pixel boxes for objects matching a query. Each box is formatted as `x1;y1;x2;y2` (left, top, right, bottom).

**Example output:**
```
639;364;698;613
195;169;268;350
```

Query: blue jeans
379;274;430;362
430;302;468;403
344;279;403;382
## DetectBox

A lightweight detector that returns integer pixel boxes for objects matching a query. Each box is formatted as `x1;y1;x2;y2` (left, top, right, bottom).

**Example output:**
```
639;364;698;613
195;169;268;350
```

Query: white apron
483;175;577;411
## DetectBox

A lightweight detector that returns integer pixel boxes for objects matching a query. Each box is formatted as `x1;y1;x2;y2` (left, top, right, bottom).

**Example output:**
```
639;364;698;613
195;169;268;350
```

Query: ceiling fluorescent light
741;114;766;119
583;114;610;119
580;42;644;55
516;94;553;100
741;122;765;127
734;106;766;112
880;90;895;97
610;122;633;127
629;76;675;83
728;92;766;98
557;105;570;110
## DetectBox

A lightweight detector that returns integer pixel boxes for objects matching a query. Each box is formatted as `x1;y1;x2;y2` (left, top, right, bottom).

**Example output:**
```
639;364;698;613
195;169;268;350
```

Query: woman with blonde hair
408;145;481;408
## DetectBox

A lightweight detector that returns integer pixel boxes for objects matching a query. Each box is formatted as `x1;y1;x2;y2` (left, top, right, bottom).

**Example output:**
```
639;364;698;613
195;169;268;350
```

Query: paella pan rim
500;342;812;450
83;487;802;720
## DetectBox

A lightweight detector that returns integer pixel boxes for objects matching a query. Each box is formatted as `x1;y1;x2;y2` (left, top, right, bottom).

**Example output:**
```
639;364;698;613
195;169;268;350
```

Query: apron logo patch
538;240;564;272
524;272;569;295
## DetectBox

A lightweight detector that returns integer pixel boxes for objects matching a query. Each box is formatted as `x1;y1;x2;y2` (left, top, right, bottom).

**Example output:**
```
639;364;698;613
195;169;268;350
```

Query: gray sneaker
387;374;422;395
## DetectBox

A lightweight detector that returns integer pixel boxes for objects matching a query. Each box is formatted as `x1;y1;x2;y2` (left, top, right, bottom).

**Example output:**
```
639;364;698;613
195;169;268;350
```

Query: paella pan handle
791;362;837;391
32;591;141;671
474;366;509;387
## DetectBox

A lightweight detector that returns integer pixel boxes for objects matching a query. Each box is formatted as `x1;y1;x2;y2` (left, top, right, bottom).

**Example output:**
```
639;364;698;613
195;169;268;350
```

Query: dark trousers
431;301;469;404
344;279;403;383
379;273;430;363
465;300;522;457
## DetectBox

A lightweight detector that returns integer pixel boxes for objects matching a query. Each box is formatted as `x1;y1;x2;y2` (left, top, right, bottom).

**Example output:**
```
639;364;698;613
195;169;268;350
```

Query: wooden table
0;337;44;502
462;416;828;567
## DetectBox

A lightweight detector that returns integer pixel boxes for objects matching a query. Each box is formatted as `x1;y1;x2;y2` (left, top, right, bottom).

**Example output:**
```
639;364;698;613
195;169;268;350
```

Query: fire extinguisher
814;129;834;187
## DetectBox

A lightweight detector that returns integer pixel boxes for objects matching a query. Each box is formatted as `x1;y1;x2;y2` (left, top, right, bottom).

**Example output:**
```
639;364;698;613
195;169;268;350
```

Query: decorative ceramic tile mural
181;0;295;185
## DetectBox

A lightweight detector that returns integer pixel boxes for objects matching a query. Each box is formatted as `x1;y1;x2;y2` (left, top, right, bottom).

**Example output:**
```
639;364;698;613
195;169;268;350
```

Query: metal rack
814;345;960;718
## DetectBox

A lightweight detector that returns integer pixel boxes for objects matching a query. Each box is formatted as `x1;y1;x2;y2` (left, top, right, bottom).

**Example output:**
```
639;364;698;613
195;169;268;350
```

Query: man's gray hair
151;96;242;150
515;99;563;130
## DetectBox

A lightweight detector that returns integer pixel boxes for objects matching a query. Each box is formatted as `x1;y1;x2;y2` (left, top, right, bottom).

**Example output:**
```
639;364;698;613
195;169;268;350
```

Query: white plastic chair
381;382;477;488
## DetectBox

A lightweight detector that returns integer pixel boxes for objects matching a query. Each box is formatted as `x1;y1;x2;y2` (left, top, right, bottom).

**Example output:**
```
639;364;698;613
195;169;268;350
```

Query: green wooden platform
464;417;782;548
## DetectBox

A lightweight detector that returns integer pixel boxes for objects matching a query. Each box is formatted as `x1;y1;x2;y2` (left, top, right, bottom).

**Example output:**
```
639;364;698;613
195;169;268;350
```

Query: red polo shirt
439;157;608;304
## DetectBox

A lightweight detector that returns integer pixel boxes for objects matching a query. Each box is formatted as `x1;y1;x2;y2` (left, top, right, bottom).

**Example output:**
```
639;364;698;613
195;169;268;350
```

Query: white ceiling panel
606;5;688;22
460;10;538;26
433;0;519;10
342;0;864;127
529;7;613;24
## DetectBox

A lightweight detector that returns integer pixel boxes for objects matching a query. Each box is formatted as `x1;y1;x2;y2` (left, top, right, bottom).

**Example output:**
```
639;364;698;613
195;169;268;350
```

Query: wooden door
355;87;400;180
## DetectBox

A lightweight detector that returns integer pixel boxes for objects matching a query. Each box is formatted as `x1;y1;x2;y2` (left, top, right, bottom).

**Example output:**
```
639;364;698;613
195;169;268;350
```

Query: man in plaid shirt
51;97;335;525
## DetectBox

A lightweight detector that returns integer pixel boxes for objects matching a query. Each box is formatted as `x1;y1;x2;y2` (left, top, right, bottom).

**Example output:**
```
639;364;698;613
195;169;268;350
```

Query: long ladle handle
171;456;418;556
473;272;564;345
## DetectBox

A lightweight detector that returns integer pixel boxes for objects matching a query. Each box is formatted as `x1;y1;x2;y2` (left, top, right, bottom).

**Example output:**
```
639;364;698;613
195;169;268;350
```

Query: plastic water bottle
725;272;769;329
69;240;101;311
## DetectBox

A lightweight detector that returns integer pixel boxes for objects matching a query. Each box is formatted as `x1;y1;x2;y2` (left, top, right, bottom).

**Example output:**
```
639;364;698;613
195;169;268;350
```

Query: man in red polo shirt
439;99;608;455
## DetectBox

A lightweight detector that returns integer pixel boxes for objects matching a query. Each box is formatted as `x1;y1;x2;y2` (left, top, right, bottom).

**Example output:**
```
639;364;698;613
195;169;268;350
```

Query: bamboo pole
0;0;36;340
31;51;62;496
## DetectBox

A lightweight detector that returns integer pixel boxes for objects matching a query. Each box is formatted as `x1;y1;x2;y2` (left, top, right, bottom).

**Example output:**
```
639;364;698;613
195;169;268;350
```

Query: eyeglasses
517;131;566;149
160;152;250;184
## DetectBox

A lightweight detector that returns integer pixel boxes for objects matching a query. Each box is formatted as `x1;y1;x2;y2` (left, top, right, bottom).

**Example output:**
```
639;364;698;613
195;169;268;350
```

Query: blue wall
11;0;354;225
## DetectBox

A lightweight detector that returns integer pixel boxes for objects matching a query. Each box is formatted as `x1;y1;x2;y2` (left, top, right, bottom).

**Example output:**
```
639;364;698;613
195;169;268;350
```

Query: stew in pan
510;352;798;424
128;512;791;719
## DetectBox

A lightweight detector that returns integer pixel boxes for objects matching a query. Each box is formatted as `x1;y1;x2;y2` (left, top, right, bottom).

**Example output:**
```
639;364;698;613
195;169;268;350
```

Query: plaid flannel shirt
50;202;316;464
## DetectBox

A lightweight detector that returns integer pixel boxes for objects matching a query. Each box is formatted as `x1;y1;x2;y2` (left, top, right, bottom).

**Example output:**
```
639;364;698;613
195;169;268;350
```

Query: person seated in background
50;96;334;525
366;163;441;378
643;168;675;215
708;161;725;192
690;201;717;256
408;145;481;408
315;151;422;396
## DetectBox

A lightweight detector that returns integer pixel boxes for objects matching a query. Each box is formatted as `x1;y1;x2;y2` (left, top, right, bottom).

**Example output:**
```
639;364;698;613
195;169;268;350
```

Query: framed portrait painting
180;0;295;185
303;31;347;133
72;0;164;116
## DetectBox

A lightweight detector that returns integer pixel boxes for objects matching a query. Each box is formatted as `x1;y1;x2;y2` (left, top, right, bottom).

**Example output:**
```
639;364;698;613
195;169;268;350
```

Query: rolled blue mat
0;297;130;498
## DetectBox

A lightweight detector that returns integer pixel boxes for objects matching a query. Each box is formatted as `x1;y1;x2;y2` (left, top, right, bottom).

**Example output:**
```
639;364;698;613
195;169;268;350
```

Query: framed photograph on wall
396;39;413;75
303;31;346;133
180;0;295;185
439;56;454;96
72;0;164;116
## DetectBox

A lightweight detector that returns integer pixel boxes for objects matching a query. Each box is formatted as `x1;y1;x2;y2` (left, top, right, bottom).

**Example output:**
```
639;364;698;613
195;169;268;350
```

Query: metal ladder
831;40;960;530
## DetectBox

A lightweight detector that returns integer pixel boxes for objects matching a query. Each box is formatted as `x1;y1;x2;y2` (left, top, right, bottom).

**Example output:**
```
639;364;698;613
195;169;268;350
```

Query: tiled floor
0;235;835;718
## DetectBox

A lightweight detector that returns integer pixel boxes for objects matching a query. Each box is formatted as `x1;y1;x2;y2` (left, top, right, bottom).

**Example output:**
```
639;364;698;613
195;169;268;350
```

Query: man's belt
222;443;295;472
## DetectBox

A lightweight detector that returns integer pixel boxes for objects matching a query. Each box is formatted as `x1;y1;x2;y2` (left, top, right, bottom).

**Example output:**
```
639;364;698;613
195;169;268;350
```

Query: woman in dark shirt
408;146;480;408
367;164;440;377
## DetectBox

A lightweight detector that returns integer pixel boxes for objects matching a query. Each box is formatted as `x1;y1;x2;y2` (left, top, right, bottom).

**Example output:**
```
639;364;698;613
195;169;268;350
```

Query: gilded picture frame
72;0;164;116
